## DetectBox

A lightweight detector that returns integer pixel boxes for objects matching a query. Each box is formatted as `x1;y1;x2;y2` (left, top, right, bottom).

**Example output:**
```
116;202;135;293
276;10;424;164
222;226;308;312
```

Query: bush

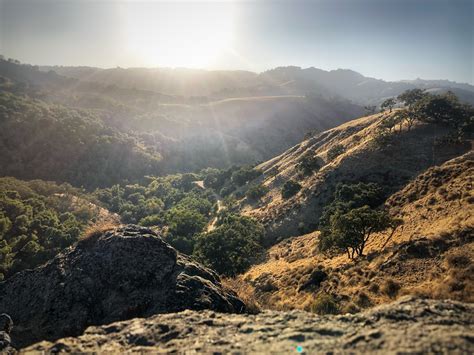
372;130;395;148
246;184;269;201
368;282;380;294
138;214;162;227
381;278;401;298
281;180;302;199
231;167;262;186
327;144;346;161
166;208;206;240
310;293;339;315
446;251;471;269
297;153;322;175
220;185;236;197
193;214;264;276
355;291;372;307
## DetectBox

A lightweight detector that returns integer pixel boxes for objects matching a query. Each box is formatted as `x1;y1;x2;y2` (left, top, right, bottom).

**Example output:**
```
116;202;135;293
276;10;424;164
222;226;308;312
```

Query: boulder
0;225;244;348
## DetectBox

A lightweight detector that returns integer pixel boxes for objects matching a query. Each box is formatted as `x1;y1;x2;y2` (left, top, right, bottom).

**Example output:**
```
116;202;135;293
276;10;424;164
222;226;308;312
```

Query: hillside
234;152;473;311
0;92;162;189
1;59;365;173
238;111;470;242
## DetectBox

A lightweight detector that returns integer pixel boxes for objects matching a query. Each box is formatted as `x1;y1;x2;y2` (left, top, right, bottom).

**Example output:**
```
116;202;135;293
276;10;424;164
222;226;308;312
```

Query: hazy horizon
1;0;473;84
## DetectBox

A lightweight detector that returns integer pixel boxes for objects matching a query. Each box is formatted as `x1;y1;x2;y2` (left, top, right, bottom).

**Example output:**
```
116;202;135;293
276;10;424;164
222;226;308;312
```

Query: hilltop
41;64;474;105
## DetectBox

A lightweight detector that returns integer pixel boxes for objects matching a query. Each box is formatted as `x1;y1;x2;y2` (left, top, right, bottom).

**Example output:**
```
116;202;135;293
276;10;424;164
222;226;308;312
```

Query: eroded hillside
239;111;470;243
233;152;473;312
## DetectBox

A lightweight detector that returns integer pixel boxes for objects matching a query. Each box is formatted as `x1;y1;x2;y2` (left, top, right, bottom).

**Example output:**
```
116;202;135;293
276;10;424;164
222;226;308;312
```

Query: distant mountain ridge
40;64;474;105
0;59;364;181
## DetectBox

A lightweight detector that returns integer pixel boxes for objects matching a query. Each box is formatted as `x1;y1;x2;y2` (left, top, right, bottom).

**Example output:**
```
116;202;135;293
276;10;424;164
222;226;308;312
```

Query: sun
121;2;236;68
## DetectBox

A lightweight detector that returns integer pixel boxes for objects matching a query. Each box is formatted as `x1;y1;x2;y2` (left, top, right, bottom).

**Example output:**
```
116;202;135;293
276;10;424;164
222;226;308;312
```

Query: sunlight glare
121;2;236;68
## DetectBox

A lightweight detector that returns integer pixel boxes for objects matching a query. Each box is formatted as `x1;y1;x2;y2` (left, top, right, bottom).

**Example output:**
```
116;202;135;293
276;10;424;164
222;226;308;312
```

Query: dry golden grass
241;111;470;245
78;221;120;247
222;277;261;314
237;152;473;312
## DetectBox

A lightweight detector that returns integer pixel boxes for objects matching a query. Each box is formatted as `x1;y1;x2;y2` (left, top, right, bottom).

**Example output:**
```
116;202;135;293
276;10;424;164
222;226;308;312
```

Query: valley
0;57;473;353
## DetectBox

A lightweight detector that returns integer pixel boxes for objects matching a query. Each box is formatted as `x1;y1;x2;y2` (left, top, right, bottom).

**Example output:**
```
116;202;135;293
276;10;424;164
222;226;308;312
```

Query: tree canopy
0;177;100;280
193;214;264;276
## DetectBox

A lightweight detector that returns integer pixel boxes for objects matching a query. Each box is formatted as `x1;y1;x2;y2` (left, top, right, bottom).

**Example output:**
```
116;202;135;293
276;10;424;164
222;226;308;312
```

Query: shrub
446;251;471;269
327;144;346;161
231;166;262;186
341;302;360;314
355;291;372;307
368;282;380;294
220;185;236;197
139;214;162;227
281;180;302;199
166;208;206;239
246;184;269;201
297;153;322;175
193;214;264;276
80;221;117;242
310;293;339;315
381;278;401;298
372;130;395;148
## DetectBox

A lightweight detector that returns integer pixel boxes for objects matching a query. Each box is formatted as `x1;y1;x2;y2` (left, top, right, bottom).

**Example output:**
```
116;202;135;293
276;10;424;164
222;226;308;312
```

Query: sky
0;0;472;83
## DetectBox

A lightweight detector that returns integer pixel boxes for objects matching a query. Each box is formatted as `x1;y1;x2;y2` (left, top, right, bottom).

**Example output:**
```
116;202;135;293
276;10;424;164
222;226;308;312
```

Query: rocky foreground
0;226;244;348
1;225;473;353
23;297;473;354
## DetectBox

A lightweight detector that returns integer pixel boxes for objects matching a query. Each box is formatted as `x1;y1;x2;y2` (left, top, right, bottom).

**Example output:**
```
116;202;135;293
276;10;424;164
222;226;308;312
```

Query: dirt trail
193;181;224;232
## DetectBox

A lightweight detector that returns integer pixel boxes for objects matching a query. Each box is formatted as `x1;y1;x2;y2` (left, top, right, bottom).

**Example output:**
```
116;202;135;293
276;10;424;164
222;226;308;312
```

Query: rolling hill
237;111;470;242
42;64;474;105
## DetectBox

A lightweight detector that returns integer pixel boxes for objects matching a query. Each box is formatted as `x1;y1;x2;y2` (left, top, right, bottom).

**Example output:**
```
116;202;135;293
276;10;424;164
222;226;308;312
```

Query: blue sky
0;0;472;83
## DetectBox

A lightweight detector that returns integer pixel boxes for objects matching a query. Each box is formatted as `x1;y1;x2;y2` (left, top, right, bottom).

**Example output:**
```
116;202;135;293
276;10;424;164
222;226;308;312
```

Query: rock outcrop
24;297;474;354
0;225;244;348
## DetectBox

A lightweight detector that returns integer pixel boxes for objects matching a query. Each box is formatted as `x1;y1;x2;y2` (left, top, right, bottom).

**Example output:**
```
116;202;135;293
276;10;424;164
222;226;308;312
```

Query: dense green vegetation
95;172;266;274
95;173;216;254
231;166;263;186
193;213;264;276
0;92;162;189
0;177;99;280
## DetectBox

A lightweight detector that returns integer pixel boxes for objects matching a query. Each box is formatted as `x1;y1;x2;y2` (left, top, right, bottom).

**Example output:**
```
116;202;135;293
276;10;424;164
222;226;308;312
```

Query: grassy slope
234;152;473;312
229;111;473;312
239;111;470;243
